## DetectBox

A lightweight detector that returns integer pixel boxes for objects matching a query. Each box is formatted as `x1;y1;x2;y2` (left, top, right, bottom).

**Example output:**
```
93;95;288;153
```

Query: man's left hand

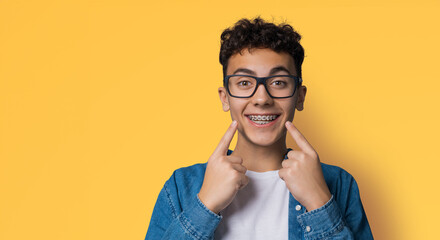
278;121;332;212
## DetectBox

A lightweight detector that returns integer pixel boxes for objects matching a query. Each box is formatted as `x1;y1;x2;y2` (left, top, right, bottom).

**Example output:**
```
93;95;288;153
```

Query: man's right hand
197;120;249;214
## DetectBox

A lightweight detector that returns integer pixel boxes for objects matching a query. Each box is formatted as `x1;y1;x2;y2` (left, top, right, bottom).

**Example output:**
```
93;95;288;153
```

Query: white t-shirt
214;169;290;240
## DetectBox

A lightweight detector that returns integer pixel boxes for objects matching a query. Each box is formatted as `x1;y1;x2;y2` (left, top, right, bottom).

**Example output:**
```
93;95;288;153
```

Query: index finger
285;121;315;154
213;120;238;156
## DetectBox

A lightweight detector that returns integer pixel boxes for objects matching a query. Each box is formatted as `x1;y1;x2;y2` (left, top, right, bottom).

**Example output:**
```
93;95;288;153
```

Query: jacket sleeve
145;177;223;240
296;175;373;239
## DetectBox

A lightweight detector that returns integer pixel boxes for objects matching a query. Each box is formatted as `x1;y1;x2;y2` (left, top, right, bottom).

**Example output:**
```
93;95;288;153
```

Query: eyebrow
232;66;292;75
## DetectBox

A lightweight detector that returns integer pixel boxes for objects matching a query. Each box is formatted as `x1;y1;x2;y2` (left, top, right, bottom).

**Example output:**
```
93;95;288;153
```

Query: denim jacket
145;149;373;240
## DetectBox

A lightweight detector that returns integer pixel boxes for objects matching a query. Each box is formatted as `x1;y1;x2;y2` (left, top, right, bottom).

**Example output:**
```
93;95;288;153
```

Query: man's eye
238;81;252;86
272;81;286;86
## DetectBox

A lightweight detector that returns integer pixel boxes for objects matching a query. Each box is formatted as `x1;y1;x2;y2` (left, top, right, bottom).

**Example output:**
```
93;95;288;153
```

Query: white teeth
248;115;279;124
254;120;270;125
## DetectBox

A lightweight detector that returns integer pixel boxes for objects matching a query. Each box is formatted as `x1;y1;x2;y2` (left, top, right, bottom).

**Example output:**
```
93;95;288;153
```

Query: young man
145;17;373;240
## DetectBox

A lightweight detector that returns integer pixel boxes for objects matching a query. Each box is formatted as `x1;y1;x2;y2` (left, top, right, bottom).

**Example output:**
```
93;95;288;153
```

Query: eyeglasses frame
223;74;303;99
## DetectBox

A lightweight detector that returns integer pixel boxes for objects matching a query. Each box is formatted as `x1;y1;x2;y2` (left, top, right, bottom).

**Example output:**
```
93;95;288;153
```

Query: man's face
218;48;307;147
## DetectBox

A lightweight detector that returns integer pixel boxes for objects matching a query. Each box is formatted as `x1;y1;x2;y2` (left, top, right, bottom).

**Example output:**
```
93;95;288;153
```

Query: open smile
244;114;281;128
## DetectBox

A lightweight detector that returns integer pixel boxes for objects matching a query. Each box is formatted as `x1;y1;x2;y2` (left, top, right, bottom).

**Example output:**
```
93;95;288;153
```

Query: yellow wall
1;0;439;239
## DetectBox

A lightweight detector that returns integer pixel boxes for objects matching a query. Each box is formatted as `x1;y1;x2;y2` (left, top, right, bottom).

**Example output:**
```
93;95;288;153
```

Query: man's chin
248;135;281;147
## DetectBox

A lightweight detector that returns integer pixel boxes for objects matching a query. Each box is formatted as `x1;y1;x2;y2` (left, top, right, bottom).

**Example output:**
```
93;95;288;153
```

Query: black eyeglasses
223;74;302;99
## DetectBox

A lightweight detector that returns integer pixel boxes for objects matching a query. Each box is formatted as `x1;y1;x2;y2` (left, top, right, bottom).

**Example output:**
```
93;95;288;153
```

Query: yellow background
1;0;439;239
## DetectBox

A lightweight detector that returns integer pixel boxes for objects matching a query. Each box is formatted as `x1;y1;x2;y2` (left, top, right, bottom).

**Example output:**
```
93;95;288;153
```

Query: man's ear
295;85;307;111
218;87;230;112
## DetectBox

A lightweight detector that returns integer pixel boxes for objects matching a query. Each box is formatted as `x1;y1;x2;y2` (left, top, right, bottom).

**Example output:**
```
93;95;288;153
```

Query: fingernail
286;121;292;126
232;120;237;126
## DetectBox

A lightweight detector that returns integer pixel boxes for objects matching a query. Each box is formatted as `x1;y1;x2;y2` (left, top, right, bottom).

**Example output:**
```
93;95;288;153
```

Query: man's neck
231;135;287;172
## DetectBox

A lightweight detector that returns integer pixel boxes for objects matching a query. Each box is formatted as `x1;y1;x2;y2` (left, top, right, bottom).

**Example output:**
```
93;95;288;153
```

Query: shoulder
320;162;356;184
164;149;234;187
320;162;359;198
320;162;362;212
162;163;207;208
168;162;207;184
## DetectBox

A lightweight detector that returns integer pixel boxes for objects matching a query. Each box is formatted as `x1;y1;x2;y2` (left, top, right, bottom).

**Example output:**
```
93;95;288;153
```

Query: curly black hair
219;17;305;82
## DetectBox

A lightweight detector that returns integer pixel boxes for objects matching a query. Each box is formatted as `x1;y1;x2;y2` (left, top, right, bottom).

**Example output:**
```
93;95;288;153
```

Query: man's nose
251;84;273;105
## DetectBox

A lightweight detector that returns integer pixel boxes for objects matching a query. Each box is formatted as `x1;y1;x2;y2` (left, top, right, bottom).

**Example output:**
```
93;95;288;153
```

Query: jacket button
306;226;311;232
295;205;302;211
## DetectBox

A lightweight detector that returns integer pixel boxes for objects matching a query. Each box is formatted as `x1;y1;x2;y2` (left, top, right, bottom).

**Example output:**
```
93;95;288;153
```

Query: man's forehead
232;66;293;75
227;48;297;76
